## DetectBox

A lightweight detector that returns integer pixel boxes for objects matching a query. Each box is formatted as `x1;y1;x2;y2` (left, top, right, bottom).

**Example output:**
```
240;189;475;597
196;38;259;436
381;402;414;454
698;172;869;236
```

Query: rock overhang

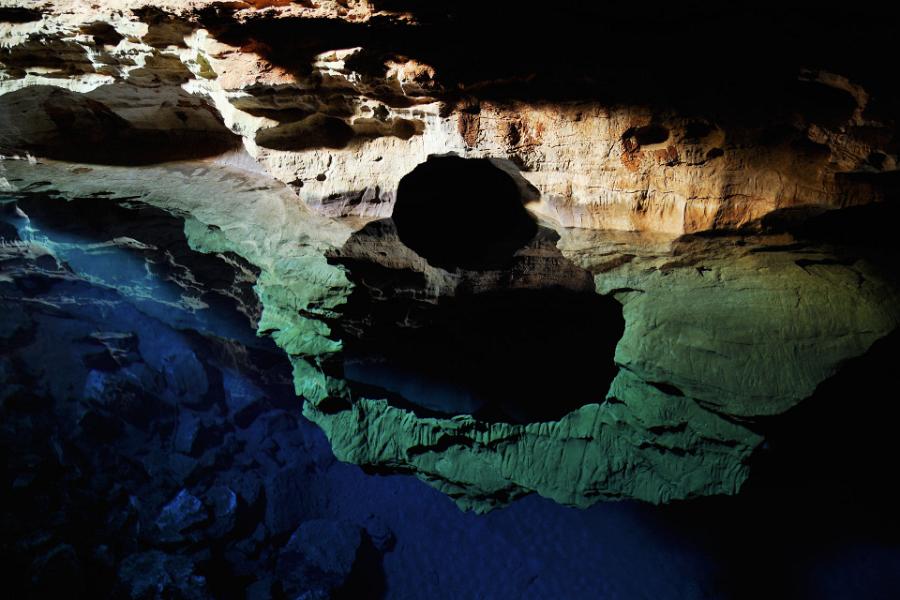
1;1;898;235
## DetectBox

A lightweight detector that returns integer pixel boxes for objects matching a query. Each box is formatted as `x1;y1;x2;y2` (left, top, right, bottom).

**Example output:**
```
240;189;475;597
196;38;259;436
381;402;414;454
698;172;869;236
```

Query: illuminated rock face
2;1;898;234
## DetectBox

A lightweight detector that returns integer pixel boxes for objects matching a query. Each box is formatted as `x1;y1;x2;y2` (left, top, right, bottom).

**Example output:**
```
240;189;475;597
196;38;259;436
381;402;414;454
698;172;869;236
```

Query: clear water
2;192;899;599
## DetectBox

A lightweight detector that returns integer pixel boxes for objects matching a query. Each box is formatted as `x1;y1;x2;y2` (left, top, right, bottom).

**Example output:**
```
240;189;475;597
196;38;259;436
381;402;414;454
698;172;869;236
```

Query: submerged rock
0;219;19;241
117;551;207;600
173;413;201;455
205;485;238;540
276;519;363;598
155;489;207;544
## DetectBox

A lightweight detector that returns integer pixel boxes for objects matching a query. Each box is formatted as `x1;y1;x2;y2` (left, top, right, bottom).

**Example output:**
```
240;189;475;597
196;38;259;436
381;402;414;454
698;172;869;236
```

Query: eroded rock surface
2;1;898;233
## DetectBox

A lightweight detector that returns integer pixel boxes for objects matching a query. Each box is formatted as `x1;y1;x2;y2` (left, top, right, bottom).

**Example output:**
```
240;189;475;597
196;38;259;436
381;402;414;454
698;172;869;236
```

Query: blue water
2;195;899;599
4;196;259;345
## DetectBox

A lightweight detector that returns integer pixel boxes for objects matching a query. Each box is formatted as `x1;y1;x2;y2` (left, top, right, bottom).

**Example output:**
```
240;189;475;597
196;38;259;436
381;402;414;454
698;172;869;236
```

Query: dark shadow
0;6;43;23
790;199;900;252
254;114;355;151
196;2;900;122
759;198;900;274
746;328;900;534
391;155;538;271
636;327;900;599
328;219;624;424
0;86;242;165
79;21;124;47
334;532;387;600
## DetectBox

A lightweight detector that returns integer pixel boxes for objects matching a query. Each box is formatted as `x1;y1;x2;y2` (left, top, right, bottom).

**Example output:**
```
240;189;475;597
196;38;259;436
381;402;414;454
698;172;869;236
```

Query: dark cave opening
391;155;538;270
338;286;624;424
623;124;671;148
328;220;625;424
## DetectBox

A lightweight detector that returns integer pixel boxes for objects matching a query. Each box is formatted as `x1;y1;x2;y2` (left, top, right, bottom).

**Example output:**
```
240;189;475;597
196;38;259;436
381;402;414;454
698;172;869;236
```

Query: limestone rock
205;485;238;539
117;551;208;599
276;519;363;598
155;489;208;543
2;2;898;234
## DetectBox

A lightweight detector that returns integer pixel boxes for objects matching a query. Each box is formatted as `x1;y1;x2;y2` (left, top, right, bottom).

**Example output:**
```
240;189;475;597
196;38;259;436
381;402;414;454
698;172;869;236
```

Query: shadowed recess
328;219;624;424
339;287;623;423
196;1;900;118
652;327;900;600
0;6;43;23
391;156;538;270
0;86;241;165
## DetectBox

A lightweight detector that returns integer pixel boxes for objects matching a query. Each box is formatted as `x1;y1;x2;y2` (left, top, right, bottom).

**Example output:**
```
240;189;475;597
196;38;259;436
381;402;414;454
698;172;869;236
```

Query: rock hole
254;114;354;151
79;21;124;47
867;152;887;170
0;6;43;23
622;124;670;150
683;121;715;142
391;155;538;271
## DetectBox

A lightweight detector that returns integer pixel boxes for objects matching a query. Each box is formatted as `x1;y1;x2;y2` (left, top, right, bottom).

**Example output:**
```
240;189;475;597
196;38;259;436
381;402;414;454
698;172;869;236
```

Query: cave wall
2;0;898;234
7;157;899;511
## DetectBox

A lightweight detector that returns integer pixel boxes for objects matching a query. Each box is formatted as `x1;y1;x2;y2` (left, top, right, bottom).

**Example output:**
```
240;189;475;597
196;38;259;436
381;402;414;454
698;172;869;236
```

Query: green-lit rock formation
4;158;897;512
560;229;900;417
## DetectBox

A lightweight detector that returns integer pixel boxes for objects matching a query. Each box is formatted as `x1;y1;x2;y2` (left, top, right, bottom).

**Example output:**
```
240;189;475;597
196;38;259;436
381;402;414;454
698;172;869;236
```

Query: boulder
155;489;207;544
275;519;362;598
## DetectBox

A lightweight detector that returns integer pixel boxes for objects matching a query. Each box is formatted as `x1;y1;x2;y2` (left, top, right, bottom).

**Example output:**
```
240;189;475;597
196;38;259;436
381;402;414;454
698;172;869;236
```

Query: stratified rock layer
2;1;898;234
